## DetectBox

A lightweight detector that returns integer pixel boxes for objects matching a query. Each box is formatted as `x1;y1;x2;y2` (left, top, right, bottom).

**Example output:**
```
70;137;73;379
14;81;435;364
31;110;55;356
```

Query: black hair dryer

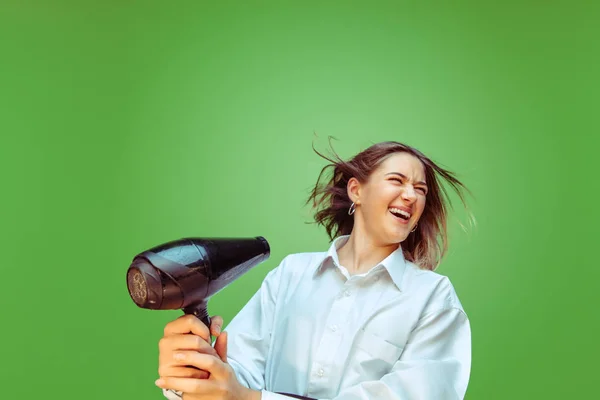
126;237;270;328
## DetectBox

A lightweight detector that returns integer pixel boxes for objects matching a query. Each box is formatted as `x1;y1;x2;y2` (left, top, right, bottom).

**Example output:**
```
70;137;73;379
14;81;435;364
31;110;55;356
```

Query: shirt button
330;324;338;332
317;368;324;377
344;290;351;297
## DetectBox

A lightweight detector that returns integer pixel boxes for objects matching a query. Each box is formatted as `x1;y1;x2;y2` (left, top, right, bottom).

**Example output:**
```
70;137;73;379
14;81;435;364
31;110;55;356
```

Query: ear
347;177;361;205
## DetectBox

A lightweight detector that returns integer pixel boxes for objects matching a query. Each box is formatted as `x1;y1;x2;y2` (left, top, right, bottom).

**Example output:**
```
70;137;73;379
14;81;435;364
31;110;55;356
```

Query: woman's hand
157;314;226;381
156;320;260;400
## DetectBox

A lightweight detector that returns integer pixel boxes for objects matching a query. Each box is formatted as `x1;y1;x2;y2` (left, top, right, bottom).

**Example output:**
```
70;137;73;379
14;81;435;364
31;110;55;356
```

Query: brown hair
306;139;474;271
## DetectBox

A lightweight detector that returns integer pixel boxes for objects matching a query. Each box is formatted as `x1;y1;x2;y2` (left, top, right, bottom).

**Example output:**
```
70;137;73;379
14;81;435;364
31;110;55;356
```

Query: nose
401;185;417;203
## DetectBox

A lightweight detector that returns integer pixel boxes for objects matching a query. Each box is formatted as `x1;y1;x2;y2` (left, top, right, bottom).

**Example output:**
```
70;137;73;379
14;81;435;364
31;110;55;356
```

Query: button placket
308;284;355;392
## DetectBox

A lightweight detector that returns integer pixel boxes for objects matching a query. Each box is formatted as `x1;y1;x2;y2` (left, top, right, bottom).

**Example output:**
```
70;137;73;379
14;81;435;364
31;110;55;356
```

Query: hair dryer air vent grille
127;268;148;306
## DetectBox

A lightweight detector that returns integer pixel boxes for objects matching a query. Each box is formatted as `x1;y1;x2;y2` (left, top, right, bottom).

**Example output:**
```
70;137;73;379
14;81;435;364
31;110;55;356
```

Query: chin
382;231;408;246
396;235;409;244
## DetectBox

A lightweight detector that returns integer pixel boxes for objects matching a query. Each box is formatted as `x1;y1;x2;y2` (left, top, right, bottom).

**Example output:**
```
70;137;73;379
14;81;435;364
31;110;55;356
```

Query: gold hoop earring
411;223;418;233
348;202;356;215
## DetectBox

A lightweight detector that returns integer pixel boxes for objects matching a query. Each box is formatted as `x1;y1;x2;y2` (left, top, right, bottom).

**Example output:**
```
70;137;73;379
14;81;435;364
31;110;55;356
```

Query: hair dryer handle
183;300;211;332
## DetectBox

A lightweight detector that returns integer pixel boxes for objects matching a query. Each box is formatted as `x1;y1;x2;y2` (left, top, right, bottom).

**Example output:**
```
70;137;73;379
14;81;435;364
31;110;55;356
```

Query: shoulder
260;250;327;295
275;250;328;275
402;260;467;315
263;250;327;280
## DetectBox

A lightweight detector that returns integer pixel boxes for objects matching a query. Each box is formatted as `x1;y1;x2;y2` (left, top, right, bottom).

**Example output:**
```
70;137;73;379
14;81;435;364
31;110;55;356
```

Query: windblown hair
306;139;473;271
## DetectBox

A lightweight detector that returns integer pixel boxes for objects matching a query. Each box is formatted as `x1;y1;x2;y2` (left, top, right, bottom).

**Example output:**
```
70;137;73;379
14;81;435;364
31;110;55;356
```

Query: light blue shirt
165;235;471;399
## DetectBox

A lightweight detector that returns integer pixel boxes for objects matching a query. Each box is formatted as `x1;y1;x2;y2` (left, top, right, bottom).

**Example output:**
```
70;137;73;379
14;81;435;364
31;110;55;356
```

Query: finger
164;314;211;343
214;331;228;363
159;334;218;357
171;351;225;378
155;376;218;394
210;315;224;337
159;366;210;380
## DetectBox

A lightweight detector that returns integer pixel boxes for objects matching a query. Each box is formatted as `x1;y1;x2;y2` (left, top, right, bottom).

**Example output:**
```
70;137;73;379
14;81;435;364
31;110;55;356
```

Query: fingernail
215;326;221;334
155;378;165;387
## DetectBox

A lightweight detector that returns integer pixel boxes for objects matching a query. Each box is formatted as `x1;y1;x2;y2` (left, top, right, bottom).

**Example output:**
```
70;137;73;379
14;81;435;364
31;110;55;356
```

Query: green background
1;1;598;399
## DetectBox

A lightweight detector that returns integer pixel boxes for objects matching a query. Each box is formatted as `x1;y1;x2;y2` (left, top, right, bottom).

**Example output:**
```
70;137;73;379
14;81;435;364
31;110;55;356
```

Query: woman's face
350;152;428;246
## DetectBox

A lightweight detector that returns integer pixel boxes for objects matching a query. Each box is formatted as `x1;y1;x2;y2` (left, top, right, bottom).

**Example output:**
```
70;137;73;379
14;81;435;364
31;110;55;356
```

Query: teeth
389;207;411;219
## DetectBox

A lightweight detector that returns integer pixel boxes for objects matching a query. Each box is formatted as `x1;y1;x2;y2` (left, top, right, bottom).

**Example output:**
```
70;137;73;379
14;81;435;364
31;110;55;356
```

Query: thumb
210;315;224;338
214;331;228;363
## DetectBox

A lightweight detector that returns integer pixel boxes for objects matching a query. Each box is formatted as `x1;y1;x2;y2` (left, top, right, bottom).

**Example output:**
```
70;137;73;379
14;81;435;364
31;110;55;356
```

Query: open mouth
389;207;411;221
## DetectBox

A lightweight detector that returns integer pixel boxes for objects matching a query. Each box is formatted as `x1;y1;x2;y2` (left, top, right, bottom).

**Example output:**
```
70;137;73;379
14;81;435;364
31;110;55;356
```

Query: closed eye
389;178;428;195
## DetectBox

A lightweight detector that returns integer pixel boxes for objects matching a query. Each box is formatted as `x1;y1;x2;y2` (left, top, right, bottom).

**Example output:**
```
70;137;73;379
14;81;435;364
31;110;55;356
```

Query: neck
337;232;399;276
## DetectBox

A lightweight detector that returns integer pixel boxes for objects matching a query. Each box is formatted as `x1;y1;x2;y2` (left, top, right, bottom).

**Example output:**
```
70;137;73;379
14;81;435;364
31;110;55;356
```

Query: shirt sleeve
221;257;287;391
327;306;472;400
226;257;318;400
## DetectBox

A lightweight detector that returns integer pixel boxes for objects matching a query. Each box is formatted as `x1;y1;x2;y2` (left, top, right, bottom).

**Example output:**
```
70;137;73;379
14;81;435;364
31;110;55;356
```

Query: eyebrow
385;172;428;187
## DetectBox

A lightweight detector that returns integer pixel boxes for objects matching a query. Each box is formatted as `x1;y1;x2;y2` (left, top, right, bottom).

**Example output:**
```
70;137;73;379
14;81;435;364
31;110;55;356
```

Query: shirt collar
314;235;407;290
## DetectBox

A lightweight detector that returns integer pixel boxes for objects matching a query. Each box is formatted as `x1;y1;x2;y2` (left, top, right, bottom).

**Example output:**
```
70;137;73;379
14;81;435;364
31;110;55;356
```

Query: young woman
155;141;473;400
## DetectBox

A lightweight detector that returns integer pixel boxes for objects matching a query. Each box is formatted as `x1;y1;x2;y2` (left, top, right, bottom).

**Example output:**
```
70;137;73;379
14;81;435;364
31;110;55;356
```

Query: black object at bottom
276;393;317;399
